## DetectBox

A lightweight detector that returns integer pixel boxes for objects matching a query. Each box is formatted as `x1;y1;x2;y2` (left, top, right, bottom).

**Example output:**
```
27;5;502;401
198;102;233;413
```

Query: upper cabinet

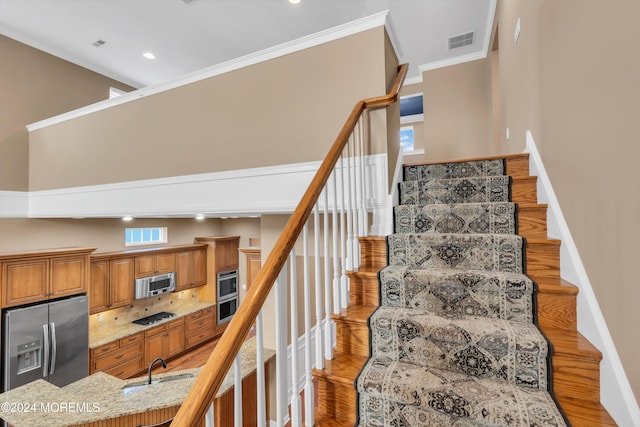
175;247;207;292
90;244;207;314
1;248;95;308
214;238;239;273
90;257;135;314
134;252;176;278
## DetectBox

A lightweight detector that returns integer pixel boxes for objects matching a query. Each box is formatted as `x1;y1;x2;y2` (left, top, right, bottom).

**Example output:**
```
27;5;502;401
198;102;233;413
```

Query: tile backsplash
89;290;199;331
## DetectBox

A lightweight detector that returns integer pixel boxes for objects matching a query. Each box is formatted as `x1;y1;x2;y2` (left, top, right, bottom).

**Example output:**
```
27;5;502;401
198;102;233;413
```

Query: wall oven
217;270;238;325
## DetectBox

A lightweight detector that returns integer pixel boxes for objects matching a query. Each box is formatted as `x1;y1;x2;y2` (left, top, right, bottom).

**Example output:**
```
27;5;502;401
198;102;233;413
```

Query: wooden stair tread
557;396;618;426
347;267;382;276
533;276;579;295
544;327;602;360
313;353;367;385
333;305;377;323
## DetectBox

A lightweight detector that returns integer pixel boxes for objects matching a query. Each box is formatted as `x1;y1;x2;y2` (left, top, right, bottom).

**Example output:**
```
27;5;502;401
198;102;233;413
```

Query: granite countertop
0;337;275;427
89;300;215;348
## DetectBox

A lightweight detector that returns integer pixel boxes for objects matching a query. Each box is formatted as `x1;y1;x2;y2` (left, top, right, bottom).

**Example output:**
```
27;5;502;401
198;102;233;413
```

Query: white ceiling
0;0;495;89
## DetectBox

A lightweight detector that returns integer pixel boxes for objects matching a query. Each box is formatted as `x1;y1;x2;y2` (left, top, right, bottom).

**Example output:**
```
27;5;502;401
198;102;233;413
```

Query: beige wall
0;35;133;191
0;218;222;254
495;0;640;403
398;59;495;164
28;28;390;191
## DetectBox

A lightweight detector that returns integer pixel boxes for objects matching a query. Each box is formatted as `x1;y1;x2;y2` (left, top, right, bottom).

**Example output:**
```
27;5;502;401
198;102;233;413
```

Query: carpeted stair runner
356;159;568;426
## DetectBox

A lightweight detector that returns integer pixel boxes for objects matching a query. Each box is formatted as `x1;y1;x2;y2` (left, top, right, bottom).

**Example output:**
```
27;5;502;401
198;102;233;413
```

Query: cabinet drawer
102;355;145;379
90;341;119;358
184;309;204;323
92;342;143;371
119;332;144;347
144;324;165;337
185;328;215;348
185;312;215;334
166;317;184;329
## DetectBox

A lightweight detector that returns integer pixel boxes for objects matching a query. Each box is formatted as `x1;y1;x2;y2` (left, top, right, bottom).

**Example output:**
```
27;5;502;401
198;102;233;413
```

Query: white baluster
350;135;360;269
234;353;243;427
323;186;334;360
314;203;324;370
275;264;288;427
205;403;214;427
331;170;341;316
339;155;349;309
345;140;354;272
303;224;314;426
256;310;266;427
289;251;301;427
359;117;369;236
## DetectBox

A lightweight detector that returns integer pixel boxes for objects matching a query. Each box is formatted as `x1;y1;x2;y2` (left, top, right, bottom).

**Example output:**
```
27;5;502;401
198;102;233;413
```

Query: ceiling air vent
92;39;107;48
448;31;474;49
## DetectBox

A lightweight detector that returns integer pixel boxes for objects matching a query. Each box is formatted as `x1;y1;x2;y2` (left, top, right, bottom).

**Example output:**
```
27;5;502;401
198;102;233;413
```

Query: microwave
134;272;176;300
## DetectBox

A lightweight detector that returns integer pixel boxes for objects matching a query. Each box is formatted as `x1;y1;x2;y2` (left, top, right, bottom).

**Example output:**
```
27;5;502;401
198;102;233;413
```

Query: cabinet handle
115;354;124;360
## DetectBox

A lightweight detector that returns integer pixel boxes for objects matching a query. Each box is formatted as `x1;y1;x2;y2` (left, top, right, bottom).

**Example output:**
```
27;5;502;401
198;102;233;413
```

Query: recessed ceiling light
122;216;133;221
289;0;300;4
195;214;205;220
142;52;156;60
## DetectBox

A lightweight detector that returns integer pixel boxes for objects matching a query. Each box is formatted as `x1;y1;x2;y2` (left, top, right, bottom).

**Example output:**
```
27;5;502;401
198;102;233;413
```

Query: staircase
313;153;617;426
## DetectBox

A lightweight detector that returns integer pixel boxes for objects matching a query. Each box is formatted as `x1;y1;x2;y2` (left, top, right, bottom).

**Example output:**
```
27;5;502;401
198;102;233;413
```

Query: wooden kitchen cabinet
91;332;145;379
1;248;94;308
144;317;185;364
214;238;239;272
135;252;176;278
185;306;217;349
175;248;207;291
89;257;134;314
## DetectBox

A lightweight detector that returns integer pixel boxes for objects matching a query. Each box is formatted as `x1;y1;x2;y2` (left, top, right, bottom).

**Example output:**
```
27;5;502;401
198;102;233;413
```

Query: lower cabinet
145;317;186;365
185;306;217;349
90;332;144;379
90;305;219;379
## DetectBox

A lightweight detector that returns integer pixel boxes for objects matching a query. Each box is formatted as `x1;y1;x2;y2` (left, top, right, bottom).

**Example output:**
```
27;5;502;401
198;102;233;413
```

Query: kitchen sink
121;373;195;393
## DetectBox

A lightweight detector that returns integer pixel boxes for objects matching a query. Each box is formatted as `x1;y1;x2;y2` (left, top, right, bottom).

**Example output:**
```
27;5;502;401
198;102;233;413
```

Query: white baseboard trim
524;130;640;427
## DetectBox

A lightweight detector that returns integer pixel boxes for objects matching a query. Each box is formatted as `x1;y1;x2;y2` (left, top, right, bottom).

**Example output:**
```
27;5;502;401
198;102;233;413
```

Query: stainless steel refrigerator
2;295;88;392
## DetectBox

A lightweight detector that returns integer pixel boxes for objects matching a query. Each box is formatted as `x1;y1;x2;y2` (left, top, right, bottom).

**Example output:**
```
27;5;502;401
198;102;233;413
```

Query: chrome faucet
148;357;167;384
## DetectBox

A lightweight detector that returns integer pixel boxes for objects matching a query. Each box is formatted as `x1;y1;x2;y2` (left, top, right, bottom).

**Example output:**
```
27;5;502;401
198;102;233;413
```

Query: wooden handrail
171;63;408;427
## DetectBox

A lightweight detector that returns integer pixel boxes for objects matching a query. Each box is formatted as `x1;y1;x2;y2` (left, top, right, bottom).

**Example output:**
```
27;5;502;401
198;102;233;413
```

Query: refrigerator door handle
42;323;50;378
49;322;57;375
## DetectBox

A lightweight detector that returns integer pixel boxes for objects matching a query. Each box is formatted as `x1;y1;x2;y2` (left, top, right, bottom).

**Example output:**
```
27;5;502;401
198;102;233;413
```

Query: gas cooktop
132;311;176;326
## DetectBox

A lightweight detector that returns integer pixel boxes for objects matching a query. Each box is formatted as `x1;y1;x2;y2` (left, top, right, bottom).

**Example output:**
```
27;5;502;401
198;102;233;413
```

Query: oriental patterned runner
356;159;568;426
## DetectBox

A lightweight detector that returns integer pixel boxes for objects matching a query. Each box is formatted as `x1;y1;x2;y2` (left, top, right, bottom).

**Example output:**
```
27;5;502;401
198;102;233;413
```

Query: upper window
125;227;167;246
400;93;424;124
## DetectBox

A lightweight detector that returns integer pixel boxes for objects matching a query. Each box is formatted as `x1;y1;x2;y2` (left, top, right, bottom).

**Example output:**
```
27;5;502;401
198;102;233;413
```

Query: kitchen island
0;337;274;427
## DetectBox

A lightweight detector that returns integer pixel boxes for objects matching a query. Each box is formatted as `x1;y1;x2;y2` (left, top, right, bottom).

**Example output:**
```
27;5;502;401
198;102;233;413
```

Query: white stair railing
172;64;407;427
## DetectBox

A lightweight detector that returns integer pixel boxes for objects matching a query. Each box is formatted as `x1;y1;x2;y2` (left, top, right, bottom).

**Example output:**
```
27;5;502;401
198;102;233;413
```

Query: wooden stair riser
537;292;577;330
517;204;549;239
334;318;370;357
347;270;380;307
505;155;531;179
358;237;387;270
316;377;357;423
526;240;561;278
511;177;538;204
551;354;602;403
